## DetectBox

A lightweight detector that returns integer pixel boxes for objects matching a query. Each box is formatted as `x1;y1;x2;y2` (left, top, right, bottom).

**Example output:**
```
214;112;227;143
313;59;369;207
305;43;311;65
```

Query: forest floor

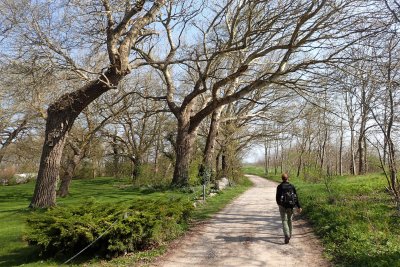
151;175;331;267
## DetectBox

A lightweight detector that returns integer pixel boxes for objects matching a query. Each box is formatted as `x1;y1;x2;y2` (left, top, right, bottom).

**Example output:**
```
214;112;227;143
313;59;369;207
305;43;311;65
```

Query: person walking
276;173;302;244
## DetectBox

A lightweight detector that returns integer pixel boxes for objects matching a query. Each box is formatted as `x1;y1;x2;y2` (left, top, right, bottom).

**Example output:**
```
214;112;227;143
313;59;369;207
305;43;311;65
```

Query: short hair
281;173;289;181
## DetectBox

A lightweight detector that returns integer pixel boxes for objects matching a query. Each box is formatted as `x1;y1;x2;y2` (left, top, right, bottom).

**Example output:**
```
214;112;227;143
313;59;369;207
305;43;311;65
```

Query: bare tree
385;0;400;22
370;33;400;210
344;86;358;175
0;118;28;165
57;104;120;197
108;97;166;180
0;57;54;166
4;0;167;208
136;0;373;186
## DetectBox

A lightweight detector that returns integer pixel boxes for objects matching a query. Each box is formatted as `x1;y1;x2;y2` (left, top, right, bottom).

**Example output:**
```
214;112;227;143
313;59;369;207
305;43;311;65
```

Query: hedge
25;197;193;259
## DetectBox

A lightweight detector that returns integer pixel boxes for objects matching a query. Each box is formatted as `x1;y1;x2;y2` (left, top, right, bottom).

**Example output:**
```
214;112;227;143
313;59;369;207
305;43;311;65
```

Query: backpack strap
281;183;293;192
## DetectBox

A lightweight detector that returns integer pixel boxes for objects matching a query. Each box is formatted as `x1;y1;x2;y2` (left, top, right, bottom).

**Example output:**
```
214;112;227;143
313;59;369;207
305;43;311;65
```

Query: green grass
0;176;252;266
244;166;400;267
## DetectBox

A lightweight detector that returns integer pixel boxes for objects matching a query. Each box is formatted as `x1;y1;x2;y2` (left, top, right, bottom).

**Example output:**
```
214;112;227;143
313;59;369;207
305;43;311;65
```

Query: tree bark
30;73;120;208
31;127;68;208
320;127;328;171
280;142;284;174
171;115;197;187
339;124;344;176
274;140;279;175
202;108;222;182
350;128;356;175
297;142;306;178
386;80;399;202
131;157;142;181
154;129;161;174
57;153;81;198
358;135;366;175
358;88;369;175
112;135;120;178
215;150;221;174
264;140;269;175
221;151;227;176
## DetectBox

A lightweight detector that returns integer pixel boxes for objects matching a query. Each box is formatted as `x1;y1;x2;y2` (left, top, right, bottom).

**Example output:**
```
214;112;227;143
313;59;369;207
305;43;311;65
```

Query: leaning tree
1;0;166;208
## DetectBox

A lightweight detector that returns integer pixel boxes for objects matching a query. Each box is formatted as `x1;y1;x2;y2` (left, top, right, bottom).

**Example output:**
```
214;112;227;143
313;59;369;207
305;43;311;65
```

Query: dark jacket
276;181;301;208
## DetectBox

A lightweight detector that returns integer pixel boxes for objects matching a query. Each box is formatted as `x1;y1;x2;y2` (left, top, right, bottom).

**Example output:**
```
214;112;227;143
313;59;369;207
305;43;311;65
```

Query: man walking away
276;173;302;244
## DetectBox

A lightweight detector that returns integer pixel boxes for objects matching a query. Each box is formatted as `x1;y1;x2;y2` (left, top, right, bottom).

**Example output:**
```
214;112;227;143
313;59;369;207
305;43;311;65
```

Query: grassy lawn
243;166;400;267
0;176;252;266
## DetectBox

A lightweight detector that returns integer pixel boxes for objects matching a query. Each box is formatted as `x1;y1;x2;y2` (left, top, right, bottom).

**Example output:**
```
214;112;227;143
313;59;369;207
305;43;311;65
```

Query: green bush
25;198;193;259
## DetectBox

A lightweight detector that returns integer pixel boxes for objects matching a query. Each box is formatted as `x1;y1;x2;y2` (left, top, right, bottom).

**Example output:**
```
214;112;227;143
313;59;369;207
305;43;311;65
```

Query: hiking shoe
284;236;290;244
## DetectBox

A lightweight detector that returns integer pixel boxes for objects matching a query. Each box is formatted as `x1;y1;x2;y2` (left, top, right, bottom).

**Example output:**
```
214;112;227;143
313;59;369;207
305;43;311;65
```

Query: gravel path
151;175;330;267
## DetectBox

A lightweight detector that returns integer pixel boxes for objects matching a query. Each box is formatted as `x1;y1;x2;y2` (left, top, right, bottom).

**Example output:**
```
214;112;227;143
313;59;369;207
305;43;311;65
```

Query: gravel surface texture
151;175;331;267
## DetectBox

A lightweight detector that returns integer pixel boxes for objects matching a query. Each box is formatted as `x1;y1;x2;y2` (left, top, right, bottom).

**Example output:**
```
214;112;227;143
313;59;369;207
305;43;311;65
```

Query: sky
242;144;264;164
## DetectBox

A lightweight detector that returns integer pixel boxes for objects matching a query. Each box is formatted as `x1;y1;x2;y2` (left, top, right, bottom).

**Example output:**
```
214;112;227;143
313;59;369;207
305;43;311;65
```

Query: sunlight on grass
0;175;252;266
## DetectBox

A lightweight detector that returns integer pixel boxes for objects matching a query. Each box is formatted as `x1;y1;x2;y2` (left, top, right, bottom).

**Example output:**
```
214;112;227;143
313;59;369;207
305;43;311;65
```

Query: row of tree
261;23;400;210
0;0;399;209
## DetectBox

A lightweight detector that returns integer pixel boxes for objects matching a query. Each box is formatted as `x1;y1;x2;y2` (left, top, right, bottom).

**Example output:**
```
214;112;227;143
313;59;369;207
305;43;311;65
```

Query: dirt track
151;175;330;267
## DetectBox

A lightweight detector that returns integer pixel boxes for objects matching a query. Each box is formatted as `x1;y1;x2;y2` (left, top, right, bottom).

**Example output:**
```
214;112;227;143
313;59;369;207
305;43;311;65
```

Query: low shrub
25;197;193;260
0;166;16;185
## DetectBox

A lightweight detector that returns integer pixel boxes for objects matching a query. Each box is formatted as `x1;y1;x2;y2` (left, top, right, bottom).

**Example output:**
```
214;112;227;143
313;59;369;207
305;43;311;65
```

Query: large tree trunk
172;116;197;187
31;126;68;208
30;73;120;208
202;108;222;182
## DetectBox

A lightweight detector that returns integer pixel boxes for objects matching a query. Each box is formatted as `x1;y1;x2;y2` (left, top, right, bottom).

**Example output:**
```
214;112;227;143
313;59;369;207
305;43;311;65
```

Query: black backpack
280;183;297;208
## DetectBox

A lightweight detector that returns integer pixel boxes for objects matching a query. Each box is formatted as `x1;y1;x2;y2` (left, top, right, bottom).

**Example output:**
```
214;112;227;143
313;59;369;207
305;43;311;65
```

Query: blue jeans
279;205;293;237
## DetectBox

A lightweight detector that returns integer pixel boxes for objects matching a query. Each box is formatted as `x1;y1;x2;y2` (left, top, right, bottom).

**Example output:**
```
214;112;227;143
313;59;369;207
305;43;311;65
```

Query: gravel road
151;175;331;267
